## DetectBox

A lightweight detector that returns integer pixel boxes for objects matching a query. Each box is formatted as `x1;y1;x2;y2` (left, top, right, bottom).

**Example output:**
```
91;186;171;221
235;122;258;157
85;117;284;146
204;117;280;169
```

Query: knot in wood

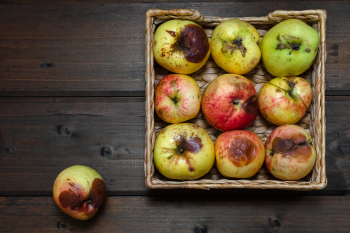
102;146;113;157
269;218;281;228
40;62;53;68
60;125;71;135
195;225;208;233
57;221;66;231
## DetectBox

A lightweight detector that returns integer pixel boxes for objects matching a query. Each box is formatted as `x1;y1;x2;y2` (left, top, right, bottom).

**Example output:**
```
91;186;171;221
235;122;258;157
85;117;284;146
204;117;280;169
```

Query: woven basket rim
145;9;327;190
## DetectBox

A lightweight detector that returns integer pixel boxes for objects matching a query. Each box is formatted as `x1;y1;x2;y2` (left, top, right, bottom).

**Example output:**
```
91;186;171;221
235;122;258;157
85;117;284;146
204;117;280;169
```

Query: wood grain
0;97;147;195
0;2;349;96
1;195;350;232
0;96;348;195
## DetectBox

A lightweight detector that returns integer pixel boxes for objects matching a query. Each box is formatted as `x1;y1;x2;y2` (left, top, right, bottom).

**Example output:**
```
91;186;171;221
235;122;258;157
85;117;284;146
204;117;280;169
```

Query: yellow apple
265;124;316;181
53;165;106;220
215;130;265;178
210;19;261;74
153;123;215;180
153;20;210;74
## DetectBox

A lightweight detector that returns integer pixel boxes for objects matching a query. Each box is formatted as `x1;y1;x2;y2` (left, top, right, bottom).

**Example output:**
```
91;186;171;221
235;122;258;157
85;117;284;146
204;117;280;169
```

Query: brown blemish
58;178;106;212
276;89;281;93
175;24;209;63
166;30;176;37
305;48;311;53
88;178;107;209
161;133;203;172
276;35;301;51
158;108;163;116
221;38;247;57
153;39;157;46
283;144;312;162
197;94;200;99
227;137;257;167
272;134;312;161
276;35;289;50
242;95;258;115
170;80;176;87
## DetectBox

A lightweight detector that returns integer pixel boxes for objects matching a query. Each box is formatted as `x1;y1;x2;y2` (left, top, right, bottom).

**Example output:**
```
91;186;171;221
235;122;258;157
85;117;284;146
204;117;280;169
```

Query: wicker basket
145;9;327;190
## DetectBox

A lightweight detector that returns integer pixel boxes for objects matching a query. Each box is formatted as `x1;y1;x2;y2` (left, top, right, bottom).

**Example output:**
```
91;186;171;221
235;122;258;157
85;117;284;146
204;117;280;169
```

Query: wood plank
1;195;350;232
0;96;349;195
0;97;147;195
0;2;349;96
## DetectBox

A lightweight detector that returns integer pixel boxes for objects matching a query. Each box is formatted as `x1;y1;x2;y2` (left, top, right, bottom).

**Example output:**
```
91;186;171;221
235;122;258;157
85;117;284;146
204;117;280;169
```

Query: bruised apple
202;74;258;131
153;20;210;74
210;19;261;74
53;165;106;220
258;77;312;125
155;74;201;123
153;123;215;180
215;130;265;178
265;124;316;181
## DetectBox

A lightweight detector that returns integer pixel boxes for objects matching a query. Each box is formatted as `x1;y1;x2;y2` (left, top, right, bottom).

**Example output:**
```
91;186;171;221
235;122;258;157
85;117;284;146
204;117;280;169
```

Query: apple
53;165;106;220
210;19;261;75
153;123;215;180
201;74;258;131
153;19;210;74
260;19;320;77
155;74;201;123
215;130;265;178
265;124;316;181
258;77;312;125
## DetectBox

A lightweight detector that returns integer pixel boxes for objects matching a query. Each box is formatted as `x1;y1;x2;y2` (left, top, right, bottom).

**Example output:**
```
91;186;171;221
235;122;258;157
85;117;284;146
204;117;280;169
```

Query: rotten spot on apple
58;178;106;216
175;24;209;63
227;137;257;167
272;134;312;162
221;38;247;57
242;95;258;115
161;133;203;172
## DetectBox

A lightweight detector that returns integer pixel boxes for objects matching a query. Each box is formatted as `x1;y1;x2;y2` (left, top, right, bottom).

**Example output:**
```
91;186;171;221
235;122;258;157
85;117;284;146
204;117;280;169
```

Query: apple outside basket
145;9;327;190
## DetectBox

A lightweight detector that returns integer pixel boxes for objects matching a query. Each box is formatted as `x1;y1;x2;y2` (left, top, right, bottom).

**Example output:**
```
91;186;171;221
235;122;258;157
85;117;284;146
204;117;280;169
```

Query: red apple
201;74;258;131
215;130;265;178
53;165;106;220
258;77;312;125
265;124;316;181
155;74;201;123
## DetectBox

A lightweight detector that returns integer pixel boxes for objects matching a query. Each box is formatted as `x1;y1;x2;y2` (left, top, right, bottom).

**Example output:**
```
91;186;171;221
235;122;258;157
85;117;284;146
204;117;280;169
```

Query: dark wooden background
1;1;350;232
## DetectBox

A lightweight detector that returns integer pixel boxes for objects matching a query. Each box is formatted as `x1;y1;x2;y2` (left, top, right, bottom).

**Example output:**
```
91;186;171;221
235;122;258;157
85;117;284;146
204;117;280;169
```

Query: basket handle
146;9;205;24
268;9;327;22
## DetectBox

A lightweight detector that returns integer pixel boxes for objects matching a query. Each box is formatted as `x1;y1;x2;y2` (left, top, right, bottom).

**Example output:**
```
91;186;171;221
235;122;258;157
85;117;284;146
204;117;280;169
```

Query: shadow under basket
145;9;327;190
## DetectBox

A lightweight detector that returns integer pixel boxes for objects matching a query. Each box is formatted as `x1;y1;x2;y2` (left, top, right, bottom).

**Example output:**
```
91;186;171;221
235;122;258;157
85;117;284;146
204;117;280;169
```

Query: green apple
261;19;320;77
153;123;215;180
153;20;210;74
258;77;312;125
53;165;106;220
210;19;261;75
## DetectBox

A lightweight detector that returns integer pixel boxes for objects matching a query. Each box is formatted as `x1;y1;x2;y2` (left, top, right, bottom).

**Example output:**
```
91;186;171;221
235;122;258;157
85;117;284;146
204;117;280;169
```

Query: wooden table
1;1;350;232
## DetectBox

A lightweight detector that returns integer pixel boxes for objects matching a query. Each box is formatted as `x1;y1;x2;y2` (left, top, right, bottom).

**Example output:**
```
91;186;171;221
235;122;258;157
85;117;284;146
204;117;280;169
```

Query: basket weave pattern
145;9;327;190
